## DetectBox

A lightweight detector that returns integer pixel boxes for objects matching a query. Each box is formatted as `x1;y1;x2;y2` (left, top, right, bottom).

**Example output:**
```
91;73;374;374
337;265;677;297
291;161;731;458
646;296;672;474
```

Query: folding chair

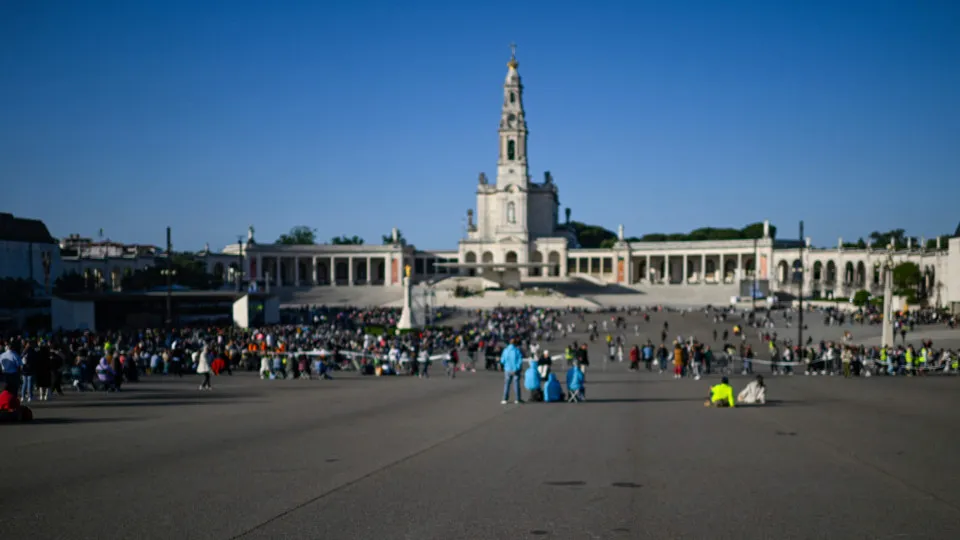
567;388;584;402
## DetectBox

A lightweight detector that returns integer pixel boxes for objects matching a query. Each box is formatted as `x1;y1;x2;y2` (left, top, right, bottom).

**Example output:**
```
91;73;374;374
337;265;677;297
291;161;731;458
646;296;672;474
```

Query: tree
277;226;316;245
892;261;921;297
568;221;616;248
852;289;871;307
331;235;364;245
381;230;407;246
121;253;223;291
53;271;88;295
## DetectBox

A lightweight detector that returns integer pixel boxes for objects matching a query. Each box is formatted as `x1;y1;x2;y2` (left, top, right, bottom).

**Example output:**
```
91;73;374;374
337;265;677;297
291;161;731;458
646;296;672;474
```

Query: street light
798;221;805;350
164;226;173;327
752;237;758;311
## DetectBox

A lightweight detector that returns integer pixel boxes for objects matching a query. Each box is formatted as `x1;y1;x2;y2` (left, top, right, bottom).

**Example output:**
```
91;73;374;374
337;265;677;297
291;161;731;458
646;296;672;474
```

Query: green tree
121;253;223;291
53;271;88;295
852;289;871;307
277;226;317;245
331;235;364;245
892;261;921;296
568;221;616;248
381;230;407;246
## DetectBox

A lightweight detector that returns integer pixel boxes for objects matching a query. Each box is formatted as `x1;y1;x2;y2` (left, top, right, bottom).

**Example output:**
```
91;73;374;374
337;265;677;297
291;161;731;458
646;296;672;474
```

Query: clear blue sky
3;0;959;251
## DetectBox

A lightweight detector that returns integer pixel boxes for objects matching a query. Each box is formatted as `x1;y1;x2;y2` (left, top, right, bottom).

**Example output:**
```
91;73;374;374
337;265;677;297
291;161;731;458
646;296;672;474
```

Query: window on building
507;140;515;160
510;92;515;103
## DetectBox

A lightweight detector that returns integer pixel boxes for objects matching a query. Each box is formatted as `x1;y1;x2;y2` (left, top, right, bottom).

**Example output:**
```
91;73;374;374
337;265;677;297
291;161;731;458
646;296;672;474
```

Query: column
367;257;372;285
256;254;263;280
330;257;337;286
276;256;281;286
737;253;743;282
294;256;300;286
700;254;706;285
313;257;319;285
718;254;724;284
645;254;651;283
682;254;688;285
664;255;669;284
347;256;354;286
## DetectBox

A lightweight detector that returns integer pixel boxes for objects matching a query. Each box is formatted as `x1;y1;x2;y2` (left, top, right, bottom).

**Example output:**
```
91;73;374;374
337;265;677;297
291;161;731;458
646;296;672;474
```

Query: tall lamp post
164;227;173;327
877;242;896;348
798;221;805;349
236;236;245;292
752;237;758;311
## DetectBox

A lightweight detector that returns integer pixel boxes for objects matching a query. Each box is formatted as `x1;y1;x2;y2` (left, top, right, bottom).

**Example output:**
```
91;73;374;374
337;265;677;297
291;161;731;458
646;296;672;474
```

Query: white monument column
347;257;354;286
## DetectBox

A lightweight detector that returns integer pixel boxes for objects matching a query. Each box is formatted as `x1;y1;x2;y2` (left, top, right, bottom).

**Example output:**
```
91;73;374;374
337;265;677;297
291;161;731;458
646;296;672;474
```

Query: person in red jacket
0;381;33;423
629;345;640;371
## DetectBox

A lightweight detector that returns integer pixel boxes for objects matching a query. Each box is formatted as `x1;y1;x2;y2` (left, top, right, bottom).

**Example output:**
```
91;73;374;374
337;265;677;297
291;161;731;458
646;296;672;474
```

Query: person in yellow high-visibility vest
918;346;928;376
705;377;735;408
905;346;915;376
880;346;890;375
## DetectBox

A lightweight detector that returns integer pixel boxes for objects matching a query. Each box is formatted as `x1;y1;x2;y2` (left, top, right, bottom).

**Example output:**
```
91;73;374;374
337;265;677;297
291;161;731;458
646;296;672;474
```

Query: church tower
495;44;529;238
497;44;529;188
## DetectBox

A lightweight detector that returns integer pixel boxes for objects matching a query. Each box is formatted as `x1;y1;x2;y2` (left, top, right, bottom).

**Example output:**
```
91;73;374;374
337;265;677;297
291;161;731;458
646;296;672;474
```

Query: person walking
0;343;21;396
197;346;212;390
500;338;523;404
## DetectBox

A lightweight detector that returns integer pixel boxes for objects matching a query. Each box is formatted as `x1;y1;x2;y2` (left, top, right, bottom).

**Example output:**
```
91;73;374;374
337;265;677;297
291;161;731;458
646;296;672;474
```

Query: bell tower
497;43;529;189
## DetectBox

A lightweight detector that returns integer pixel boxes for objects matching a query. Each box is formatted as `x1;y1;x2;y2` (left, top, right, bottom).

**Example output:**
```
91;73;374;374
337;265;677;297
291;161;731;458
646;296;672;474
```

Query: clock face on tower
506;114;516;128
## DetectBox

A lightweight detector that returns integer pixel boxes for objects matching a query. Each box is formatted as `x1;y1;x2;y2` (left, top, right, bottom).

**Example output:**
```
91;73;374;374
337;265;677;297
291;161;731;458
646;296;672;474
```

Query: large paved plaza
3;311;960;540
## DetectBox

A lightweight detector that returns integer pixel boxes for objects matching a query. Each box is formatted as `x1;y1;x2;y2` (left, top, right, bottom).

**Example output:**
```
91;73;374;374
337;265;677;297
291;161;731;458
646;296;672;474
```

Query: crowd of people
0;302;957;422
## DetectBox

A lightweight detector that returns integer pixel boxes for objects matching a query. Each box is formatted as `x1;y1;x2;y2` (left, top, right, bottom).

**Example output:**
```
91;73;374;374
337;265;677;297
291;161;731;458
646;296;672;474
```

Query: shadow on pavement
62;398;260;408
23;417;145;425
582;397;705;403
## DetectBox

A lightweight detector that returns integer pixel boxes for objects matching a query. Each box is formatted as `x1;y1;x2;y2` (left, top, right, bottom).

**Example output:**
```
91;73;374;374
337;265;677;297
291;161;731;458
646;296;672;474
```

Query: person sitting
565;363;586;401
0;382;32;423
544;373;563;402
737;375;766;405
705;376;735;408
524;360;543;402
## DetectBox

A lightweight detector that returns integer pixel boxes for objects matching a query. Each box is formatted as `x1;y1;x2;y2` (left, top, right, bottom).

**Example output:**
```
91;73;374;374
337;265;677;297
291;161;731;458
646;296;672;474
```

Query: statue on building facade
478;172;488;185
247;225;256;244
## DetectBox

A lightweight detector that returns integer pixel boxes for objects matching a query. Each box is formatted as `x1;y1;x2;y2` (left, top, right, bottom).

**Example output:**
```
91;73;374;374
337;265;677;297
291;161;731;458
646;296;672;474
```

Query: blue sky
3;0;959;251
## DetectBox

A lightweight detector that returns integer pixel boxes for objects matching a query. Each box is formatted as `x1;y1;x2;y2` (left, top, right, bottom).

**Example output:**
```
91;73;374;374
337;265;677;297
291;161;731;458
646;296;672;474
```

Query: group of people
499;338;585;404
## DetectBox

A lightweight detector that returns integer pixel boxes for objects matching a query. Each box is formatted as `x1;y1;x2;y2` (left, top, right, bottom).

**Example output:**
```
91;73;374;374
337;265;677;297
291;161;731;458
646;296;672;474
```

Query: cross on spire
510;42;517;59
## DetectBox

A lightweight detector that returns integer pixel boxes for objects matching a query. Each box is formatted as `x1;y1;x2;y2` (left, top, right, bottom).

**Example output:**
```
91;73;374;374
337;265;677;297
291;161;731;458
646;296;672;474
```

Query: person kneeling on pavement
737;375;766;405
705;376;735;408
524;360;543;402
0;382;33;423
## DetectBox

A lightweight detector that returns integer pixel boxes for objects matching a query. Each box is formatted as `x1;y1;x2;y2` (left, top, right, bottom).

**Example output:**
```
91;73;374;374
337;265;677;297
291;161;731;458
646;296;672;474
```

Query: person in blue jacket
500;338;524;404
566;363;585;401
544;373;563;402
524;360;542;401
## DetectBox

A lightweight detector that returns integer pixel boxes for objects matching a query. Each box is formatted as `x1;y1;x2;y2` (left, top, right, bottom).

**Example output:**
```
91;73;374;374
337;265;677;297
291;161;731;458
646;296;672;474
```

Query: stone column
256;254;263;280
348;257;354;286
645;254;651;283
367;257;372;285
331;257;337;286
313;257;319;285
737;253;743;282
700;254;706;285
276;256;281;286
682;254;688;285
718;254;724;284
294;256;300;286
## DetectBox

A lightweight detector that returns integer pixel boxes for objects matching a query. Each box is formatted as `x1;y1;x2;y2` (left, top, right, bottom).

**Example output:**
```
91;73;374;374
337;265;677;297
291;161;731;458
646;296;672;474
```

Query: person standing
197;346;212;390
19;342;35;402
500;338;523;404
0;343;21;395
33;344;52;401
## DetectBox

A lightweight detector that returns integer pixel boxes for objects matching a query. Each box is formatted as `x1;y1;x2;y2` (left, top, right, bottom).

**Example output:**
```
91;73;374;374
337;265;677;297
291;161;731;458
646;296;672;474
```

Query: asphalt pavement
2;311;960;540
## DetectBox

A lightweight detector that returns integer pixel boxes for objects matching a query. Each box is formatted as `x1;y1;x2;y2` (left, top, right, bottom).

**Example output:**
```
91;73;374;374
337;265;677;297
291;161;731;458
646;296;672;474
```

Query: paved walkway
3;359;959;539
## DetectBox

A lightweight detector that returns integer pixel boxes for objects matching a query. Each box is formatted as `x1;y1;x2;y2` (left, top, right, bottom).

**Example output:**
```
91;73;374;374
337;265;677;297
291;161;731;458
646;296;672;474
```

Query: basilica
39;49;960;310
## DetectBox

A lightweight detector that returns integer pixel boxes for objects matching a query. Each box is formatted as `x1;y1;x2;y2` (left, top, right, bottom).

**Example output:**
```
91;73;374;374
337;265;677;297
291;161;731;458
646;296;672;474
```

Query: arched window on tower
507;140;516;160
510;92;516;103
507;202;516;224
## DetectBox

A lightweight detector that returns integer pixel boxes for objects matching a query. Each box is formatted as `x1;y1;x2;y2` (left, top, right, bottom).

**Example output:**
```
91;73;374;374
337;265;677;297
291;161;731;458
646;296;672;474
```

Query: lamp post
752;237;758;311
798;221;805;349
236;236;244;292
164;227;173;327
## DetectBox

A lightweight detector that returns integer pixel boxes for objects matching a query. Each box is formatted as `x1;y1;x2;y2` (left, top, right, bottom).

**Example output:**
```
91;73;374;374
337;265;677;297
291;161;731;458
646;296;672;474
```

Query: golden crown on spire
507;42;518;69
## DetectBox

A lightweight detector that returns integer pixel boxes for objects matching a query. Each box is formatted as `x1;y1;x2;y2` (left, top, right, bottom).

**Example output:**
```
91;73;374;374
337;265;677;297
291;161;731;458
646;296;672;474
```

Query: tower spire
508;42;518;69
